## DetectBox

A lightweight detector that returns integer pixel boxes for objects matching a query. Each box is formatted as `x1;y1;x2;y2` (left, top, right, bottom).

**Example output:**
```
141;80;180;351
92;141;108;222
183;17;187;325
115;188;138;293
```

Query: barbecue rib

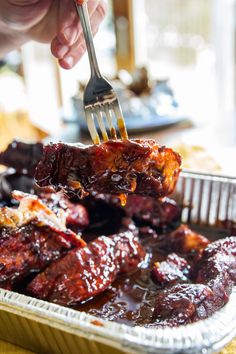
153;284;215;326
35;139;182;198
168;224;210;254
40;192;89;233
27;231;145;305
0;140;43;176
152;237;236;326
0;191;85;289
197;236;236;308
151;253;190;286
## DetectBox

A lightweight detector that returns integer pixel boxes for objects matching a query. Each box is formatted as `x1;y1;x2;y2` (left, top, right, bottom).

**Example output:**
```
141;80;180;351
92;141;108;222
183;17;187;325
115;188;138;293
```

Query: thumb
0;0;53;30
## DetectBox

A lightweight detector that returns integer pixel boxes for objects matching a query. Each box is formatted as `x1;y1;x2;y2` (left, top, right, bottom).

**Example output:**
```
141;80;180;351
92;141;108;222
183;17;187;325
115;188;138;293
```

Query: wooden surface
220;341;236;354
0;338;235;353
0;340;36;353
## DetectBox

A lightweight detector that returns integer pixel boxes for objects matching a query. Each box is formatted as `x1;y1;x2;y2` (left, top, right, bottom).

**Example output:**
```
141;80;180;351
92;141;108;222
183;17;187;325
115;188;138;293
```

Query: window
133;0;236;132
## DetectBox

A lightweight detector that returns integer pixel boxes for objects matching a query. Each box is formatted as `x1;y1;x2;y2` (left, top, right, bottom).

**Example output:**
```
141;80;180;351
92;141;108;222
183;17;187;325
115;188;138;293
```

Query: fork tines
85;100;128;145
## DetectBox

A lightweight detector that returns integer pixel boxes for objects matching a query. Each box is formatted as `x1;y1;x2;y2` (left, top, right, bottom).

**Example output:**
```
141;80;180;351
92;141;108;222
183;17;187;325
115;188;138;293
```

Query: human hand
0;0;106;69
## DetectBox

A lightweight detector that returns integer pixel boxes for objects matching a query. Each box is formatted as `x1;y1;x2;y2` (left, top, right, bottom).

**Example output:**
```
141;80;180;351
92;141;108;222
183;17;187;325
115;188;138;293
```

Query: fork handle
75;1;102;78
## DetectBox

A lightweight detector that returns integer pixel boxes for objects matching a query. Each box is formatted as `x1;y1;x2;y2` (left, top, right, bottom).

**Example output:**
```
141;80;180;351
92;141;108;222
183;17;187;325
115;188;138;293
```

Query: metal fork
74;1;128;144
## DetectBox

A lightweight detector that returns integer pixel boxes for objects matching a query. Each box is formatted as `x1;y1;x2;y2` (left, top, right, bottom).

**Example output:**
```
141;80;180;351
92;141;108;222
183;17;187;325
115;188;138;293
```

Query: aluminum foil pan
0;171;235;354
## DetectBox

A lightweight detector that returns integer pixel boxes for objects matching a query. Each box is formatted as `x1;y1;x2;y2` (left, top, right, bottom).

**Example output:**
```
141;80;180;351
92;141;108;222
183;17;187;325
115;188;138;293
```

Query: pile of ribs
0;139;235;328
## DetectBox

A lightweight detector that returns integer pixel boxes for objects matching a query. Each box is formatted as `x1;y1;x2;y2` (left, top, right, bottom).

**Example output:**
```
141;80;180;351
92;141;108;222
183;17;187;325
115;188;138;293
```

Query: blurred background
0;0;236;175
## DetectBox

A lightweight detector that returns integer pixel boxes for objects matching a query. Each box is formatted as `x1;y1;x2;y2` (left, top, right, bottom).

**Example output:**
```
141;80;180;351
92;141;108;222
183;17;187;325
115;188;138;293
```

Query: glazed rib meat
35;139;181;198
151;253;190;286
153;284;215;326
0;192;85;289
152;237;236;326
124;196;180;230
40;192;89;233
196;237;236;308
87;194;180;230
27;231;145;306
0;140;43;177
168;224;210;254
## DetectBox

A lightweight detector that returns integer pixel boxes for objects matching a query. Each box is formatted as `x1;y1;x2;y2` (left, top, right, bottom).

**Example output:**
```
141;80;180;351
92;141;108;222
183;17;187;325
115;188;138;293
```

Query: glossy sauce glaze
77;229;165;326
0;141;235;328
0;172;235;327
76;224;235;327
35;139;182;199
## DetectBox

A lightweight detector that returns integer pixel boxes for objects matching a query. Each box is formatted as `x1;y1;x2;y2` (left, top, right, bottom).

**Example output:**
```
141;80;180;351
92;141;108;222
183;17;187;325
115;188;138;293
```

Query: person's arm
0;0;106;69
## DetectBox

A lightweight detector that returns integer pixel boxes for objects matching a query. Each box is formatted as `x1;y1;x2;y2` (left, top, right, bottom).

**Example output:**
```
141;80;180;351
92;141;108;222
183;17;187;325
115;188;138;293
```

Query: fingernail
57;45;69;58
63;56;74;68
63;27;77;44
